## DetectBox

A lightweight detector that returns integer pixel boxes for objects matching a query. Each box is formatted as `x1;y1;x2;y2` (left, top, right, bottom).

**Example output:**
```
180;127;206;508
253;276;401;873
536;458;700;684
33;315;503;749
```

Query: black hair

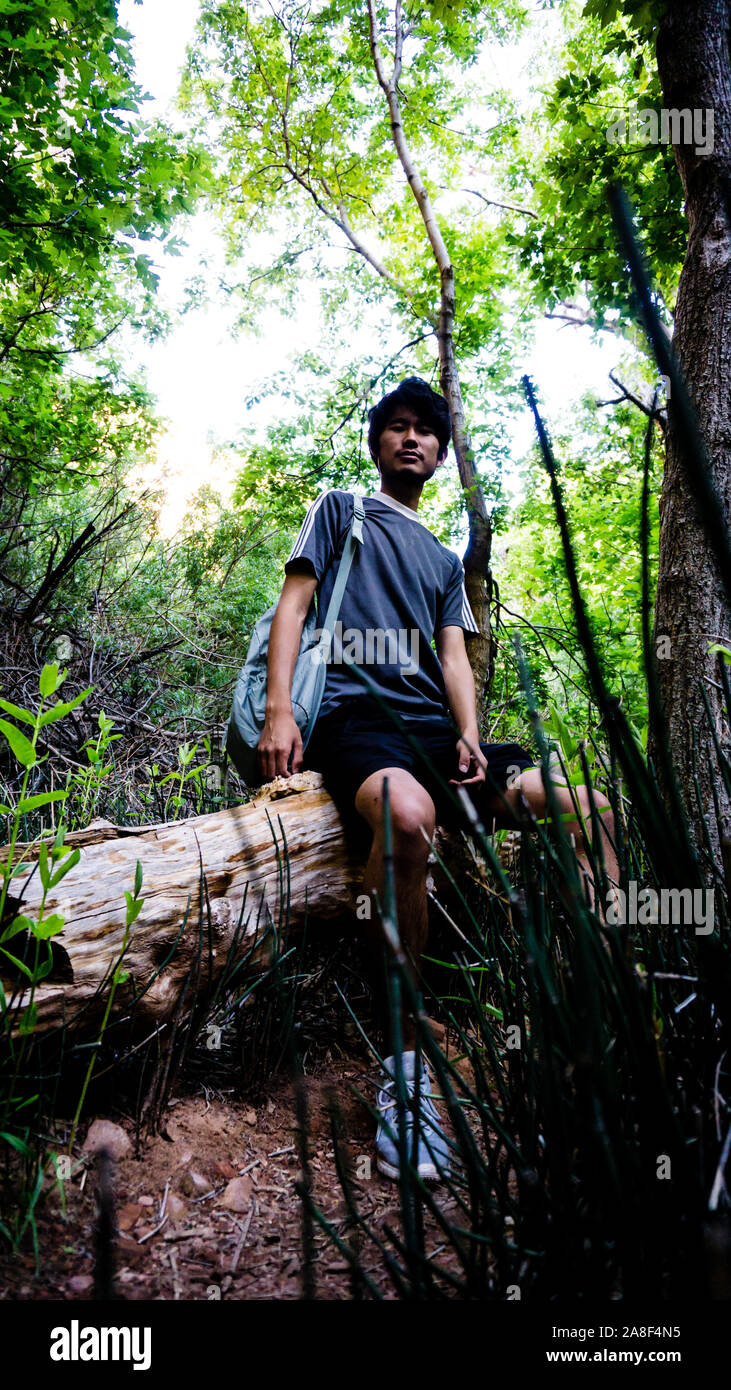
367;376;451;463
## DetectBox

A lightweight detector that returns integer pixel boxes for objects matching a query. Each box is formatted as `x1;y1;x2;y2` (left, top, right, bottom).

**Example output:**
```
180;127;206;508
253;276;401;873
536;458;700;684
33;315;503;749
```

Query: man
257;376;617;1183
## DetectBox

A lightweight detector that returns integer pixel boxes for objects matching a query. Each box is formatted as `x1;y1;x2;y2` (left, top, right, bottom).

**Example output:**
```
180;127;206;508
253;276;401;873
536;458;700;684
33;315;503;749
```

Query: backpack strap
317;491;365;645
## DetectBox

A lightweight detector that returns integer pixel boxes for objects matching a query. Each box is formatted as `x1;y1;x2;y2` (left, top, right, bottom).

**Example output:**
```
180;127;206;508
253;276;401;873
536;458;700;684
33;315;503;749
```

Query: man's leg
354;766;436;1052
488;768;619;910
353;765;453;1182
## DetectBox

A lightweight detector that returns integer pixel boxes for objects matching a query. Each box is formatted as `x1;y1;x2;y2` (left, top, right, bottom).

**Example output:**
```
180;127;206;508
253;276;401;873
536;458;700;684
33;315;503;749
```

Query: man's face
376;405;445;481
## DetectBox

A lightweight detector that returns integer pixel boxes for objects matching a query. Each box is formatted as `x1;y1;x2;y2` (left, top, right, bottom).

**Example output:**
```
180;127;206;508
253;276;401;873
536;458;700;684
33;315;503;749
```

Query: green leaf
52;824;67;855
0;697;35;726
134;859;143;897
39;663;66;698
48;848;80;888
0;914;33;944
36;945;55;979
708;643;731;664
35;913;65;940
0;1132;31;1156
0;862;33;881
38;842;50;891
18;1000;38;1034
124;890;144;926
38;687;93;727
0;718;36;768
0;947;33;979
17;790;68;813
546;704;579;761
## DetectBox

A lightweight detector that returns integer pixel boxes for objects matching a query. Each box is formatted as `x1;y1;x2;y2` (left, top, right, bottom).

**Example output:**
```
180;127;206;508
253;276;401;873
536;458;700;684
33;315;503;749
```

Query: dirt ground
0;933;477;1302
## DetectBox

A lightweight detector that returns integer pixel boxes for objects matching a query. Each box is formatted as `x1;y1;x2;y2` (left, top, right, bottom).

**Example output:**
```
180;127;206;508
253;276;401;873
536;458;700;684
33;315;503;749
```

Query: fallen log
1;772;370;1040
1;772;501;1041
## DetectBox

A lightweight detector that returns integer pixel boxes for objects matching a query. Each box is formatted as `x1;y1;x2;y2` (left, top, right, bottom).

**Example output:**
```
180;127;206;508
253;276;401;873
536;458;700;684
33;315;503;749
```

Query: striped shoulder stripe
286;489;334;563
461;580;480;633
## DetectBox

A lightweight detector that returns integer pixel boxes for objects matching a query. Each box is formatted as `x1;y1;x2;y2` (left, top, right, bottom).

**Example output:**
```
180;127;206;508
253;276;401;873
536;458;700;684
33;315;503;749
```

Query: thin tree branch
596;368;667;434
458;186;537;219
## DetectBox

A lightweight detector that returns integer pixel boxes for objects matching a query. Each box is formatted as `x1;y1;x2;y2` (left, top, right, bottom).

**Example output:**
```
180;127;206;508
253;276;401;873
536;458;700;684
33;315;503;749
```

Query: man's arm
257;568;317;780
436;625;487;783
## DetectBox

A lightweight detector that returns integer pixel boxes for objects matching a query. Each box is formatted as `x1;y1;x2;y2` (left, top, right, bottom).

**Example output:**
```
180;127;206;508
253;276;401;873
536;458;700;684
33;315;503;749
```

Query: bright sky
117;0;624;537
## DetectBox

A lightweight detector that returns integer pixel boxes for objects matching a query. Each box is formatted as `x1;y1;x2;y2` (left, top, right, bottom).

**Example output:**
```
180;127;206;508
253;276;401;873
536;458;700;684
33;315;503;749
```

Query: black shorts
303;694;535;841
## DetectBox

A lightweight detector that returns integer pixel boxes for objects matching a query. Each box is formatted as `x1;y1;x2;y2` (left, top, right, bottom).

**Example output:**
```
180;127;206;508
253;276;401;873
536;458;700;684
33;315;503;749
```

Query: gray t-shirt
284;488;479;723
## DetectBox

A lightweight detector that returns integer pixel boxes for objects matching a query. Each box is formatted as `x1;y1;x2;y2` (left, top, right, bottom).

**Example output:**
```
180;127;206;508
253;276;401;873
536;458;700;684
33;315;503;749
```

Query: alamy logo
310;622;419;675
607;103;714;156
50;1320;151;1371
606;882;714;934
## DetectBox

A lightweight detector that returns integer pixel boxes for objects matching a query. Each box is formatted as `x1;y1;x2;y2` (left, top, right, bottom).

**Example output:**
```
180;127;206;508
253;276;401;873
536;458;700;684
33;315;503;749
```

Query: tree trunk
1;773;471;1041
439;266;495;717
366;0;495;727
652;0;731;865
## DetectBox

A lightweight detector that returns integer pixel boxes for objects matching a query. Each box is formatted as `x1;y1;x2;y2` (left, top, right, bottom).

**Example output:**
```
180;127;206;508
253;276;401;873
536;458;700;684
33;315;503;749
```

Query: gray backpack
224;491;366;785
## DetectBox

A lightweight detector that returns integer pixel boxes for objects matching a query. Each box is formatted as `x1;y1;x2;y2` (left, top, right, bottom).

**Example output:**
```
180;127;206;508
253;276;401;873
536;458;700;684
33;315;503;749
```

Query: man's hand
257;710;303;781
449;733;488;787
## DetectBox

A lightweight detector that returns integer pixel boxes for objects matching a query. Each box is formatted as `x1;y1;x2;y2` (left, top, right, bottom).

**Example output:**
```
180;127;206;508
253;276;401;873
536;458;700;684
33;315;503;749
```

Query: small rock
176;1147;194;1168
138;1195;154;1207
213;1160;238;1180
243;1109;257;1126
82;1119;131;1161
165;1194;187;1223
117;1203;142;1231
218;1176;253;1212
178;1169;210;1197
68;1274;93;1294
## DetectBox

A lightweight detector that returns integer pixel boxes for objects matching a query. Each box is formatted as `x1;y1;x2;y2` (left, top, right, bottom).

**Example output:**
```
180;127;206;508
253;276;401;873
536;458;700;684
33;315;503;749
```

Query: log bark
1;773;475;1041
652;1;731;864
1;773;367;1039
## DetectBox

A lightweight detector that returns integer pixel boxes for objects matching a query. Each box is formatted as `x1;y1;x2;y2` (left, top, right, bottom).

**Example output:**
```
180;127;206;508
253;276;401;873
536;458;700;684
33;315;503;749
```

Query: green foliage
183;0;526;405
158;740;212;820
501;0;684;325
495;397;661;743
0;666;88;987
0;0;206;288
0;663;148;1250
64;710;121;829
0;667;90;1187
0;0;210;659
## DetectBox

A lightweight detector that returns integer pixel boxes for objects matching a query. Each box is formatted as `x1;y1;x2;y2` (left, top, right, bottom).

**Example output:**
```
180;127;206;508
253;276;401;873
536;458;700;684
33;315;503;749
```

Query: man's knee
488;767;545;825
355;768;436;855
588;789;614;838
508;770;613;833
392;804;436;857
